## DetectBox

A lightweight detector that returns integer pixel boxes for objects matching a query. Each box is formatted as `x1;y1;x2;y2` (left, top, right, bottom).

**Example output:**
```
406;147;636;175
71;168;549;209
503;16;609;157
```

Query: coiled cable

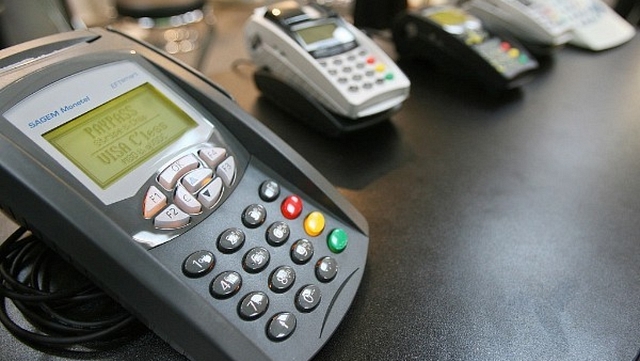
0;226;143;350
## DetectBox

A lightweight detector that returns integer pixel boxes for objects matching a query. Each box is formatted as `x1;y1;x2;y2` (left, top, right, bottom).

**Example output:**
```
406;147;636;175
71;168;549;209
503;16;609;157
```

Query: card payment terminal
392;5;539;90
245;1;411;136
0;28;369;361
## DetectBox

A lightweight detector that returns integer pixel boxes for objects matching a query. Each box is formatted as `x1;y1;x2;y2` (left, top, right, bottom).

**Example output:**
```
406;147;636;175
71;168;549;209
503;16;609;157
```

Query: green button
327;228;348;253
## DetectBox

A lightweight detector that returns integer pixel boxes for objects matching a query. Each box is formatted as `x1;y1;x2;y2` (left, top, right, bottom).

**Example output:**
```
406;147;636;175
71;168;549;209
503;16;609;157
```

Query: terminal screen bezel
3;61;214;205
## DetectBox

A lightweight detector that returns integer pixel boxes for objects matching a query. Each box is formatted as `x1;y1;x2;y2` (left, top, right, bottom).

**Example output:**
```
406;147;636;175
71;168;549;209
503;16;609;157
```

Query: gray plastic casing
0;28;368;361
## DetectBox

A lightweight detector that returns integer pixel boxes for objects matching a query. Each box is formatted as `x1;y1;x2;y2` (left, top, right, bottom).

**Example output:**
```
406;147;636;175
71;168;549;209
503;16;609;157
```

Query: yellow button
508;48;520;58
304;211;325;237
375;64;386;73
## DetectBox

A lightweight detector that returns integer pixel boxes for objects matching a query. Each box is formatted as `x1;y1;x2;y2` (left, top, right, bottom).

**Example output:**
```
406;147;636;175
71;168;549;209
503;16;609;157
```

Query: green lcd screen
427;9;468;27
296;22;338;46
43;83;197;189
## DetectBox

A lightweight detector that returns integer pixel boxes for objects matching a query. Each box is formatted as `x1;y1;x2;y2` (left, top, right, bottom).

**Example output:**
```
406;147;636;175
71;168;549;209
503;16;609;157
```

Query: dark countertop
1;3;640;361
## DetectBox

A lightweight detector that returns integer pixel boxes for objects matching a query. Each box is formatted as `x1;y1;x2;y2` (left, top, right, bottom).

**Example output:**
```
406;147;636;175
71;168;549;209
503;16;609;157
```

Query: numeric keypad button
217;228;245;254
242;204;267;228
315;257;338;282
182;250;215;278
295;285;321;312
210;271;242;299
267;313;296;341
269;266;295;293
243;247;270;273
238;292;269;320
290;239;314;264
259;180;280;202
266;221;290;246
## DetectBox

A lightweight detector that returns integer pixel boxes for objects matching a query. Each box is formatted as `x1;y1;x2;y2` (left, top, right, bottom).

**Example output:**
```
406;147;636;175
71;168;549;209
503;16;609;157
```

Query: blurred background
0;0;631;73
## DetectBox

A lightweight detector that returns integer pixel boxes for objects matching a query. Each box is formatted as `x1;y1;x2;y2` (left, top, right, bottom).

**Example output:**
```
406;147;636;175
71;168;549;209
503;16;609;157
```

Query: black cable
0;227;143;350
0;232;89;301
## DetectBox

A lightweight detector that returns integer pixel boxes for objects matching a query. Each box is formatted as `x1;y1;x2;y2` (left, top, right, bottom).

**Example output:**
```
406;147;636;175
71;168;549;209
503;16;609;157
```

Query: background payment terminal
466;0;636;52
392;5;539;90
0;27;369;361
244;0;411;136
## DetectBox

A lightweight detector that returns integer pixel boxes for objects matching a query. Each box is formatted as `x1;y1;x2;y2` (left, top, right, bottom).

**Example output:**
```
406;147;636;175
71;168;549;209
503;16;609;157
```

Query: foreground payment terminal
0;28;369;361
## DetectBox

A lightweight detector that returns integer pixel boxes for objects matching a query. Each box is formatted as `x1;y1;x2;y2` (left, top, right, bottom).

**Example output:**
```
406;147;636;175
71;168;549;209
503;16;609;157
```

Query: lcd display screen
43;83;197;189
427;9;468;27
295;22;339;46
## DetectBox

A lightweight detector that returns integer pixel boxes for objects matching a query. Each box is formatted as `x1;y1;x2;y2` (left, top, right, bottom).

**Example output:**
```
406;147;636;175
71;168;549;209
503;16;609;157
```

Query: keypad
557;0;607;27
473;38;535;78
179;178;352;343
318;46;399;95
143;143;236;230
525;0;572;31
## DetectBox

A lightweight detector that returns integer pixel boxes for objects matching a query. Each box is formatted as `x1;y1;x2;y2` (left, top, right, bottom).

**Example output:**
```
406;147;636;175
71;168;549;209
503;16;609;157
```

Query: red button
366;56;375;64
281;195;303;219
